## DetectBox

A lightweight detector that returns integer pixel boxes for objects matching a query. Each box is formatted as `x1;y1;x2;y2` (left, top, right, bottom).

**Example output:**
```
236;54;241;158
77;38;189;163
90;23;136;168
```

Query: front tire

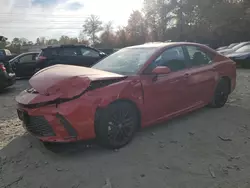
95;101;139;149
209;78;230;108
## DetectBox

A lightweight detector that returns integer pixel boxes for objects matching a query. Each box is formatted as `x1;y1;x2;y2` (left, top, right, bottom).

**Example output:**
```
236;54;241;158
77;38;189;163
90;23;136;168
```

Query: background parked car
227;42;240;49
0;49;17;62
216;43;240;51
0;62;16;91
35;44;107;71
216;46;228;51
226;44;250;68
218;41;250;55
9;52;39;77
97;48;121;55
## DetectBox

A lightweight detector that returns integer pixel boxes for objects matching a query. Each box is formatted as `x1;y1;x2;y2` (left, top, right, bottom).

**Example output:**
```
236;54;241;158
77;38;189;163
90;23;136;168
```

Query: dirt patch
1;71;250;188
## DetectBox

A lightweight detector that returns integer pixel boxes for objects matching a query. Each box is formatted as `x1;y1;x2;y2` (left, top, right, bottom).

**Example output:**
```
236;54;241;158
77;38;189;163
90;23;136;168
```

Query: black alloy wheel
209;79;230;108
95;101;138;149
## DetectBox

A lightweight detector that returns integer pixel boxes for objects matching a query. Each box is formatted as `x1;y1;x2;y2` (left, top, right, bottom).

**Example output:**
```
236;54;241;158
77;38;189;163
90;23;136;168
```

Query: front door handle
184;73;190;78
152;75;158;82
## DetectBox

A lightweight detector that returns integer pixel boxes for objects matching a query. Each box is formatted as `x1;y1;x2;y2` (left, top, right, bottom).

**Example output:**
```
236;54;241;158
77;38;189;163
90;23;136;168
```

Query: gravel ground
1;70;250;188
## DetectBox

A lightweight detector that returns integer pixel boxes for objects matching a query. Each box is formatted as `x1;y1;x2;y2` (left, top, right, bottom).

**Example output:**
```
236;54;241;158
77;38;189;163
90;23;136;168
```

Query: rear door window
150;46;187;72
80;47;100;58
19;54;33;63
185;46;213;67
59;47;78;56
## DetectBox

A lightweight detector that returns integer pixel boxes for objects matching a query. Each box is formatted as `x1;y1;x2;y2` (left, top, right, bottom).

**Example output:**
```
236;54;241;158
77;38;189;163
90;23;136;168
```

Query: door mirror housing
99;52;107;58
152;66;171;74
14;59;19;64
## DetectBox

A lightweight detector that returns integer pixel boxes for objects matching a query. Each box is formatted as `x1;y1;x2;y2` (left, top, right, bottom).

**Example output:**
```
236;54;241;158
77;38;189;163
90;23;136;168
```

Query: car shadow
0;106;214;159
16;76;31;80
1;104;250;188
0;86;16;94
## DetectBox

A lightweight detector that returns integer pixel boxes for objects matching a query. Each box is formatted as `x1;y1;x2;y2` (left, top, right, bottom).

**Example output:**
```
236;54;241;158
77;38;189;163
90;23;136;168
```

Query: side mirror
14;59;19;64
99;52;107;58
152;66;171;74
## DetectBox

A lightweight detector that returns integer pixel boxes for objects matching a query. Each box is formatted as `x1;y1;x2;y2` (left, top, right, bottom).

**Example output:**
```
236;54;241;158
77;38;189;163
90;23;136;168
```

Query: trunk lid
29;64;125;98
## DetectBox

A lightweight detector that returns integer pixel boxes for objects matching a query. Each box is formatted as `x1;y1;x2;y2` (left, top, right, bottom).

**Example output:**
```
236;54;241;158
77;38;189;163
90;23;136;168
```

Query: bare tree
82;15;103;46
99;21;116;48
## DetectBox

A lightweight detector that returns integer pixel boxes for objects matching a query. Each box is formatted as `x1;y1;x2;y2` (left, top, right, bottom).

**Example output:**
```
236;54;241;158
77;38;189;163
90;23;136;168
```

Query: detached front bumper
16;93;97;143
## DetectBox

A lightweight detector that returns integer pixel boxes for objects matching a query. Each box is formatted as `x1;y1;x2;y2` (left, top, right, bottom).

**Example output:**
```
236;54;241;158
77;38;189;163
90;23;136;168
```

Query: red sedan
16;42;236;149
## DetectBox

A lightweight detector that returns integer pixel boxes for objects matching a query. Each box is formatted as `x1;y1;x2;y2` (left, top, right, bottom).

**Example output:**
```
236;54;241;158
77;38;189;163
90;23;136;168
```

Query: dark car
0;49;17;61
0;61;16;91
16;42;236;149
9;52;39;77
226;44;250;68
36;44;107;71
97;48;120;55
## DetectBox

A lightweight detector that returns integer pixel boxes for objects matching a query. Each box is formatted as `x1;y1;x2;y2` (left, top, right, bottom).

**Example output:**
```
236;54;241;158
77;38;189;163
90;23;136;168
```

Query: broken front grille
25;115;55;137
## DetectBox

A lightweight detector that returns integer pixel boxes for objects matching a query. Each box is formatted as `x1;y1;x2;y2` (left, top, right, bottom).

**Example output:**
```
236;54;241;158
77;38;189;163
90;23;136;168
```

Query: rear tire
95;101;139;149
209;78;230;108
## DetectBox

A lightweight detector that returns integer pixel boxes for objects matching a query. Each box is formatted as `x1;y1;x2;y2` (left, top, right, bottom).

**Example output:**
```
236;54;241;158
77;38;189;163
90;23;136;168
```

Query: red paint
0;64;6;71
16;42;236;143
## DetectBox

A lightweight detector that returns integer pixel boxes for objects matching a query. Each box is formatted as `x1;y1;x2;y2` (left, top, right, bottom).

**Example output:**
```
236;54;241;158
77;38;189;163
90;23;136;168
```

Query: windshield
92;48;157;75
235;45;250;53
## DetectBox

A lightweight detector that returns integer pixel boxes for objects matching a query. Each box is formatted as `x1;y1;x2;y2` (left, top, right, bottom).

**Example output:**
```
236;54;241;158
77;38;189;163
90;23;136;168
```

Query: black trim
56;113;78;137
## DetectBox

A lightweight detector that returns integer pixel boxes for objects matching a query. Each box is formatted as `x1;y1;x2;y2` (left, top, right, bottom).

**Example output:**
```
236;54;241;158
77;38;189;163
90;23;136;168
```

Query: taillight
0;64;6;71
38;56;47;60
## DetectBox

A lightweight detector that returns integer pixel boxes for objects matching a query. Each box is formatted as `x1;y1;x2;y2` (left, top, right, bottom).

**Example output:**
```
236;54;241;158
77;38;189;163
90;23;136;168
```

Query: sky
0;0;144;41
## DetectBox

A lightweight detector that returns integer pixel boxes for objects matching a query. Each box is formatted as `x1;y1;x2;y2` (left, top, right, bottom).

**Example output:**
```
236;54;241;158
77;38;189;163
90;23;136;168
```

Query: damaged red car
16;42;236;149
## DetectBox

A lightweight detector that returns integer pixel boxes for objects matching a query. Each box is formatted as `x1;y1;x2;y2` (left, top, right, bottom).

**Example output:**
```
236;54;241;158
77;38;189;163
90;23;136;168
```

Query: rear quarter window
41;48;58;56
59;47;78;56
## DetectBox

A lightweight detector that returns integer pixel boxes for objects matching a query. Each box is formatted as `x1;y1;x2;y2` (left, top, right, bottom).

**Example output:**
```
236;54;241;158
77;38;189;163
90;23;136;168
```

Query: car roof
42;44;100;52
126;42;209;49
21;52;39;55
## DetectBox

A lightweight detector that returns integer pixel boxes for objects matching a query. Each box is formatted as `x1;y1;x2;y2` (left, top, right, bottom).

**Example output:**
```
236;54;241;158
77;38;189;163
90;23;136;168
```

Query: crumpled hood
29;64;125;98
